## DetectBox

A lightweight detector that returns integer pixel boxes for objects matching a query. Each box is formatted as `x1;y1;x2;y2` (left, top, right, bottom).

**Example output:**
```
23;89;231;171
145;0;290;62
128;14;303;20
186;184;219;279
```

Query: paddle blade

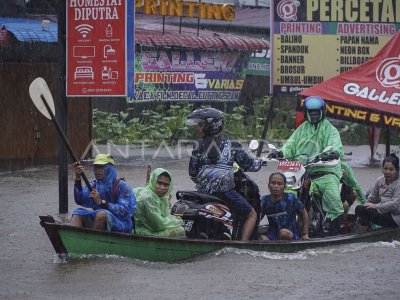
29;77;55;120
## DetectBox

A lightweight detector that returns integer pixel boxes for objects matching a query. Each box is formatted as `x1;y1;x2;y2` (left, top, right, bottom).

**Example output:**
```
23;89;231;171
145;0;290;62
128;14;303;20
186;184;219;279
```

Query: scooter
250;140;343;237
171;191;234;240
171;164;264;240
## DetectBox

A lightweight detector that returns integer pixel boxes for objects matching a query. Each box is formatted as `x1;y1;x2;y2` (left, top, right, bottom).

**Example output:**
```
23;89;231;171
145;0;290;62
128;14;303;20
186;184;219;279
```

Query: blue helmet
303;96;326;124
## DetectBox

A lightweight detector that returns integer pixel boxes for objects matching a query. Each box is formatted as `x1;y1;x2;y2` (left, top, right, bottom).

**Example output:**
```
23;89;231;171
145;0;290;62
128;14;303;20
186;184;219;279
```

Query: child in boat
134;168;185;237
355;153;400;232
70;153;137;233
259;172;310;241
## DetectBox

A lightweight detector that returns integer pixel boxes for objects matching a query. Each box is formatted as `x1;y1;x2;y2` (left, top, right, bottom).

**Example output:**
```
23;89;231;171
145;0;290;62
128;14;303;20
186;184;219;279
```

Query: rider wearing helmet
303;95;326;124
186;107;226;137
280;96;346;233
186;107;263;241
303;97;366;205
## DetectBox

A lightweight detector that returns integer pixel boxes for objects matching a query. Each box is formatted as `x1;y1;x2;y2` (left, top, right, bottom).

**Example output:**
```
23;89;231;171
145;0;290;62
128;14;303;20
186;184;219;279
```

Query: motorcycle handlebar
261;157;288;167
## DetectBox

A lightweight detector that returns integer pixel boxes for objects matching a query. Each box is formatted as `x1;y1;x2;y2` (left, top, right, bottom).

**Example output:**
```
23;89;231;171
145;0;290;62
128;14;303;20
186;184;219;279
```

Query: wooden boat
40;215;400;262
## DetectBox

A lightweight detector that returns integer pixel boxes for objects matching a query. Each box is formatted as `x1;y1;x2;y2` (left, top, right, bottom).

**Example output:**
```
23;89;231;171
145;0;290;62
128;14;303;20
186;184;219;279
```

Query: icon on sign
106;24;113;37
75;24;94;38
102;66;118;80
74;66;94;80
73;46;95;58
103;45;116;58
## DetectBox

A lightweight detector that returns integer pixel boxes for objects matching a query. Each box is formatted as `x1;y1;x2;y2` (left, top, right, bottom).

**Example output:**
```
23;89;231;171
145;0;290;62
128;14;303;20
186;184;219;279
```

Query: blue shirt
261;193;304;240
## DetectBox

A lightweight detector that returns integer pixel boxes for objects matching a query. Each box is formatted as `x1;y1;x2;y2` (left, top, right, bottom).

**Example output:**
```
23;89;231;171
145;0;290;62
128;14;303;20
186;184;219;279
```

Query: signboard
130;49;249;102
271;0;400;94
298;32;400;130
134;0;236;21
297;100;400;130
67;0;134;96
247;50;270;77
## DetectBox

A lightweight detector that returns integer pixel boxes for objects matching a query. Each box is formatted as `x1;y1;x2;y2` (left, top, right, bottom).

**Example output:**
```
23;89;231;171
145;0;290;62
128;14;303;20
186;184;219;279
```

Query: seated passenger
70;153;137;233
341;161;366;206
134;168;185;237
355;154;400;233
340;183;357;224
259;172;310;241
337;162;365;229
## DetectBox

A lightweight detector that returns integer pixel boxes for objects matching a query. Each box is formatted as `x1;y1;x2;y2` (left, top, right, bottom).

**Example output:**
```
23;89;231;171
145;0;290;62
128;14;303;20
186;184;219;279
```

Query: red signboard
299;32;400;129
67;1;129;96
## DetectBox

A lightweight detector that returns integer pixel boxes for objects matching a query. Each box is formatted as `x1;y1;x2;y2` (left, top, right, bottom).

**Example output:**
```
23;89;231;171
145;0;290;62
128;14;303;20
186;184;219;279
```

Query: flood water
1;145;399;300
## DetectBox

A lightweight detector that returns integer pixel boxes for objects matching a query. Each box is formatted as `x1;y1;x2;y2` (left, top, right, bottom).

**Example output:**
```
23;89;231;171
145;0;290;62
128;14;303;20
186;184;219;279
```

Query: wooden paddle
29;77;93;191
146;164;151;185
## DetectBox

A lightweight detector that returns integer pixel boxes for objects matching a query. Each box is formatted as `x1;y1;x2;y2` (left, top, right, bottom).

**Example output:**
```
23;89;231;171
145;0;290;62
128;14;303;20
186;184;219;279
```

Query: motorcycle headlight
286;176;296;188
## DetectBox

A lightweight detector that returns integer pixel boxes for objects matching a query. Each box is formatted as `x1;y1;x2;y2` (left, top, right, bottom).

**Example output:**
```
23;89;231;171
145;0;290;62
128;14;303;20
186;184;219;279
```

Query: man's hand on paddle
73;162;100;204
89;189;101;205
73;162;84;181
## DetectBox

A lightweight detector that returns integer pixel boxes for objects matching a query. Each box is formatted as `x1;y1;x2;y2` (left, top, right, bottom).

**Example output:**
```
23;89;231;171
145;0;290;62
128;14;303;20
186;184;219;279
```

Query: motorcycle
171;191;234;240
171;165;264;240
251;140;346;237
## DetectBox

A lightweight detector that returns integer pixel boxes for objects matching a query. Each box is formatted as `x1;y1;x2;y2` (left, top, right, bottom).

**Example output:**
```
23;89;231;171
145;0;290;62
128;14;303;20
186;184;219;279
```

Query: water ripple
213;240;400;260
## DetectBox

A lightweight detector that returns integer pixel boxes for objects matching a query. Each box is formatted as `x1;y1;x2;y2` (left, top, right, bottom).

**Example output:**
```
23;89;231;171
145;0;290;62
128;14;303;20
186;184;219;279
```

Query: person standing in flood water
70;153;137;233
367;125;381;165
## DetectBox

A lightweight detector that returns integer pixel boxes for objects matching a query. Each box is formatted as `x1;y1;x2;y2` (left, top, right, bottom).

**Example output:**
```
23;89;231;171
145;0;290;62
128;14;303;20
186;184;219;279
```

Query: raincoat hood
134;168;184;237
147;168;173;197
93;163;117;200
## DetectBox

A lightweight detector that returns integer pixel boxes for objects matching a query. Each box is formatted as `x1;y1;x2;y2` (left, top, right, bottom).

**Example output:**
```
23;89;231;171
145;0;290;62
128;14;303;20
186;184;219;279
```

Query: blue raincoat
72;164;137;233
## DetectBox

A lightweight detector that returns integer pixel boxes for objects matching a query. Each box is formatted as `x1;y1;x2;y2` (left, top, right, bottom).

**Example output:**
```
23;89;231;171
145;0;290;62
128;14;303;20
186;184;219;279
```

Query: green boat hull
59;228;222;262
40;216;400;262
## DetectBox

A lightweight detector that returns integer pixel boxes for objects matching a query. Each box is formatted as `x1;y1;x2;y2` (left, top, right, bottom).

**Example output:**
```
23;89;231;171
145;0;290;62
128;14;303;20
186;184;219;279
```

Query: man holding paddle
71;154;137;233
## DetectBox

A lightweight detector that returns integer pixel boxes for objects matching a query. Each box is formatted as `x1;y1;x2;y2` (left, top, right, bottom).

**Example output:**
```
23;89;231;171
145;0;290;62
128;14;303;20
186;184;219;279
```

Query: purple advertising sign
130;49;249;102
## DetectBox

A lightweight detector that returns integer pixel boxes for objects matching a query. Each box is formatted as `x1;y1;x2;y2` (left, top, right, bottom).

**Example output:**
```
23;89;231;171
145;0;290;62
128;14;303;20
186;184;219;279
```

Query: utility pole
58;0;68;213
256;95;275;157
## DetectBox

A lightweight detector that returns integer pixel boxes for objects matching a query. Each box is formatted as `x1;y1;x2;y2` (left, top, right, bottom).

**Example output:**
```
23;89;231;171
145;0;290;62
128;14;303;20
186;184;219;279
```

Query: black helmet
303;96;326;124
186;108;225;136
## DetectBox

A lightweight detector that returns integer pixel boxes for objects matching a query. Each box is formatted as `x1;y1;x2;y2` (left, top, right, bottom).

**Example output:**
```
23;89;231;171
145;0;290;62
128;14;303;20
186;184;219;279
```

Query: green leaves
92;97;298;145
93;104;195;145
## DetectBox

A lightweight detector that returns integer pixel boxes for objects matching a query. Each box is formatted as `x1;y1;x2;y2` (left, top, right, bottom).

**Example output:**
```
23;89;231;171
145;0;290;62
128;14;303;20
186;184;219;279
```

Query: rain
1;0;400;299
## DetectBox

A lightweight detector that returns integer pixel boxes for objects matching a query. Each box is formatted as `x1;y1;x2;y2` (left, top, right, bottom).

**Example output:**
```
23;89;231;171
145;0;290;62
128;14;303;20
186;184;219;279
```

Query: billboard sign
298;32;400;129
246;49;270;77
271;0;400;94
67;0;134;96
130;49;249;102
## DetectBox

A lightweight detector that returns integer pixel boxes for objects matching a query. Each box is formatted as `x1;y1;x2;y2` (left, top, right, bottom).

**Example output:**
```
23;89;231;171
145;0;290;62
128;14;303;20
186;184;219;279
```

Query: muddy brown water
1;146;400;300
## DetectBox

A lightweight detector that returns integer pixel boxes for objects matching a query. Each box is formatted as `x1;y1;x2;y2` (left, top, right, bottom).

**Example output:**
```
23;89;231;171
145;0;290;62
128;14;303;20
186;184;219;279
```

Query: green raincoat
133;168;185;237
281;119;345;221
341;161;366;204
